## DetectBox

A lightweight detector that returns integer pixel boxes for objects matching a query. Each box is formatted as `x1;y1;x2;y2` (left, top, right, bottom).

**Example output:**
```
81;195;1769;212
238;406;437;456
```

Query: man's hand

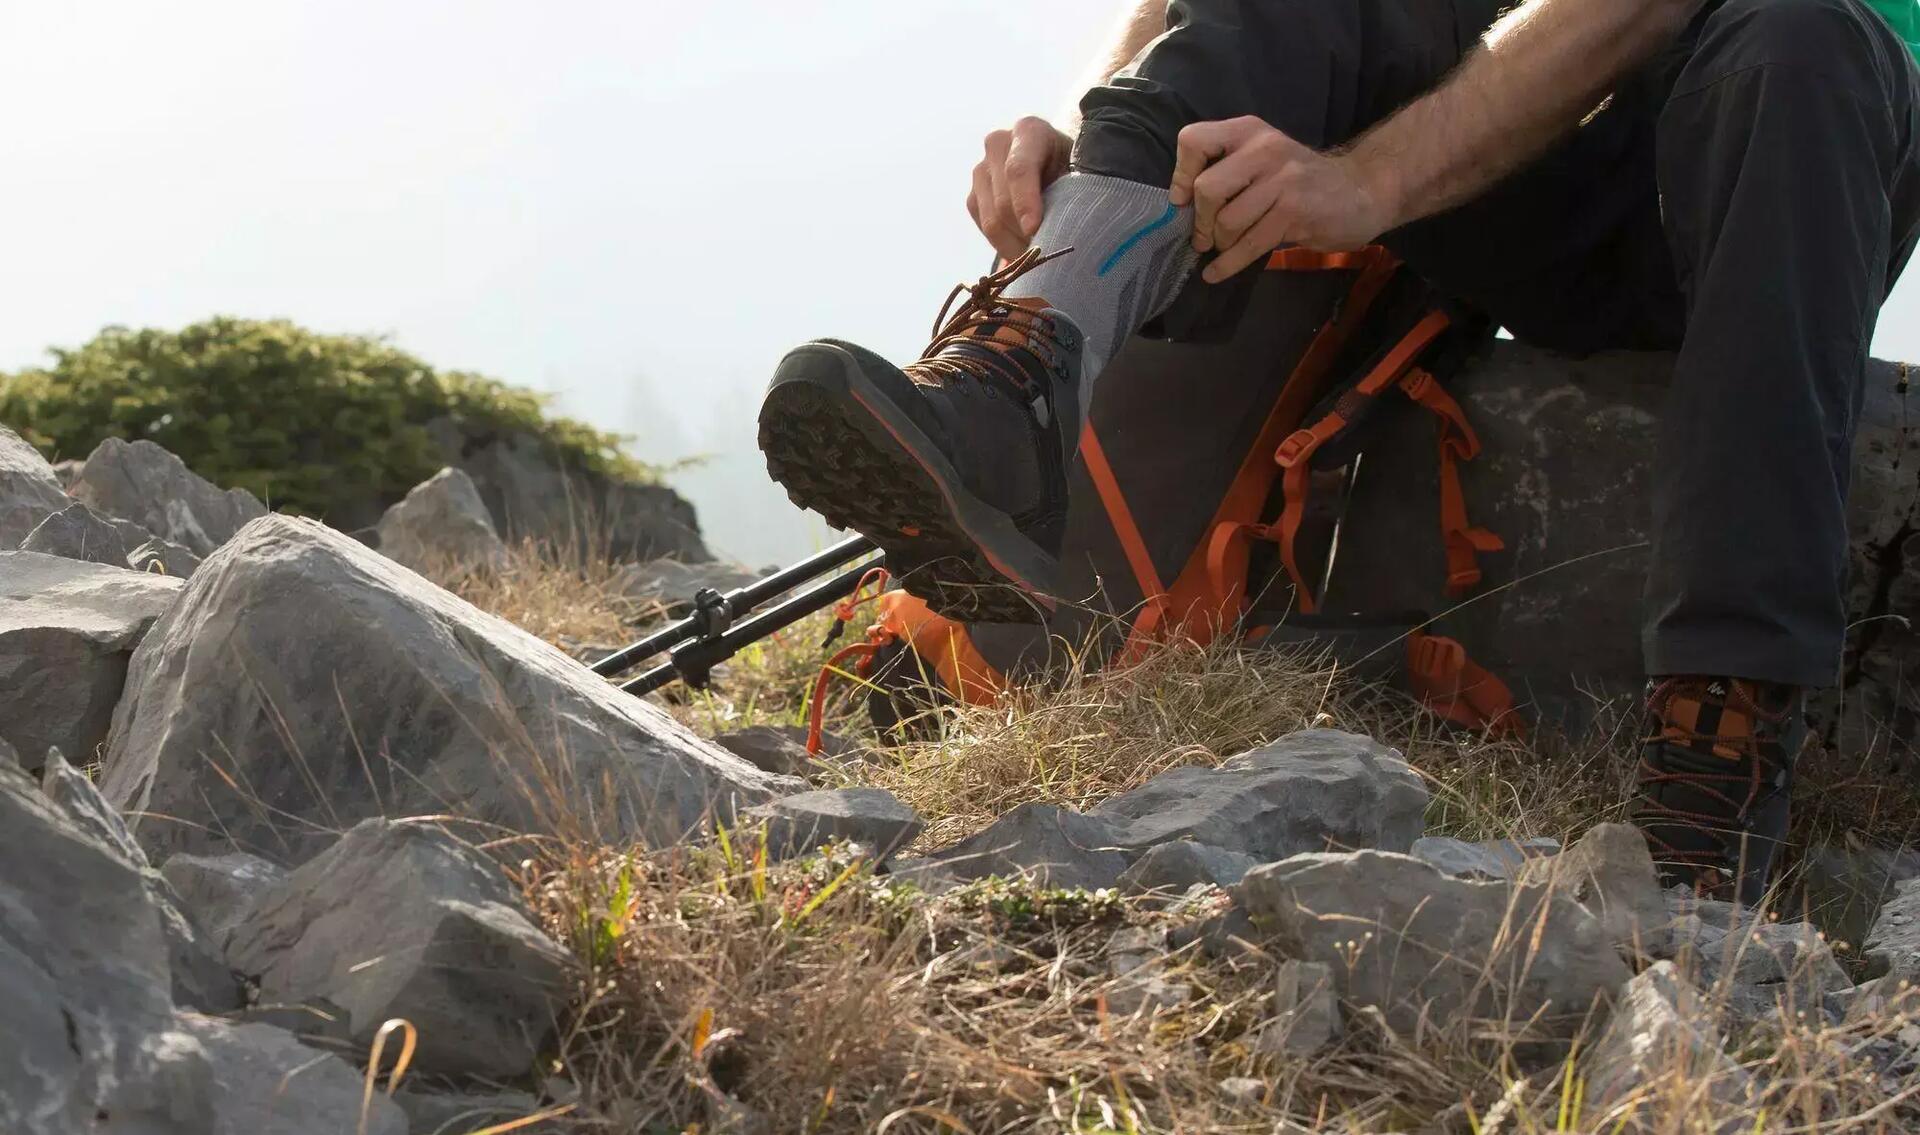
1170;116;1399;283
968;117;1074;260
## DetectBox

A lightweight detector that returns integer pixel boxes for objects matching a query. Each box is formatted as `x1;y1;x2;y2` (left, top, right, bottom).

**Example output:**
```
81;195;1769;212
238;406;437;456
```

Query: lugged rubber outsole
758;347;1061;625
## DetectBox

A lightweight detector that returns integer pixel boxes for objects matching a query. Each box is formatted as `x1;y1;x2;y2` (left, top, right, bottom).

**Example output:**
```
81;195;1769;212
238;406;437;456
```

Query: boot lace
906;246;1077;396
1635;677;1796;878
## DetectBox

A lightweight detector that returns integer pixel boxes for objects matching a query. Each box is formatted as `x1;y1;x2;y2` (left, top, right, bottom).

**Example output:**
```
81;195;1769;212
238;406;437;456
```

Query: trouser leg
1642;0;1920;686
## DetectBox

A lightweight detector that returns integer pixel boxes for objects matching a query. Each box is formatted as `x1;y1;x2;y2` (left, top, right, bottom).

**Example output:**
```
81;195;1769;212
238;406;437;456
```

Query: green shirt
1865;0;1920;63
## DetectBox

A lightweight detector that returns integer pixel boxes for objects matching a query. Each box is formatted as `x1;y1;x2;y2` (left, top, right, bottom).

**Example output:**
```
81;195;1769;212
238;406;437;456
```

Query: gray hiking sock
1000;173;1197;384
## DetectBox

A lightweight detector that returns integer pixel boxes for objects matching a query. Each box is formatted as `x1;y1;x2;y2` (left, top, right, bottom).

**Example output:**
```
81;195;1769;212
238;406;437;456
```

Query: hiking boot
758;248;1084;623
1632;676;1807;906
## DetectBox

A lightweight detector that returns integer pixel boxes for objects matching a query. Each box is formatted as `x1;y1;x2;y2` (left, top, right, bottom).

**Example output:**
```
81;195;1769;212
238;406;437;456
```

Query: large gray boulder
41;749;242;1013
1236;850;1630;1043
0;423;68;547
100;516;799;864
1117;840;1259;894
374;466;509;576
146;1013;409;1135
1412;835;1561;880
19;500;130;566
1333;347;1920;752
226;818;572;1078
444;426;710;563
1091;729;1428;860
1518;824;1668;960
0;551;184;768
127;534;204;578
0;759;177;1132
68;436;267;557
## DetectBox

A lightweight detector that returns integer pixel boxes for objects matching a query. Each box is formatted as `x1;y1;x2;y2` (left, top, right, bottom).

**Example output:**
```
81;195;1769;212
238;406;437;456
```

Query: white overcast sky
5;1;1919;565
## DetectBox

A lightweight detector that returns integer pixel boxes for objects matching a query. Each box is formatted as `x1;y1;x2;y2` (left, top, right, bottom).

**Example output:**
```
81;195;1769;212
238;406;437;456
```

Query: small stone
925;803;1131;891
1582;962;1751;1131
1117;840;1259;895
1411;835;1560;880
1106;974;1190;1016
745;787;923;860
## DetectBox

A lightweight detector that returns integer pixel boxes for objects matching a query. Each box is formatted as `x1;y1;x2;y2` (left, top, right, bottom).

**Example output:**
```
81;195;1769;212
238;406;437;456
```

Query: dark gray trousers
1075;0;1920;686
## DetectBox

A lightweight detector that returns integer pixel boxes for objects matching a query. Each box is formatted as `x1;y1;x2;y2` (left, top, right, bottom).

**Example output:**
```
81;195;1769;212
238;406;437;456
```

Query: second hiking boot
758;248;1084;623
1632;676;1806;907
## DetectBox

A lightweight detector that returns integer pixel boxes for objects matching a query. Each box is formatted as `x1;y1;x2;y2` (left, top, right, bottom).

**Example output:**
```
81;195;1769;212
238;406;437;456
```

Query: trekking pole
617;561;879;696
591;534;879;692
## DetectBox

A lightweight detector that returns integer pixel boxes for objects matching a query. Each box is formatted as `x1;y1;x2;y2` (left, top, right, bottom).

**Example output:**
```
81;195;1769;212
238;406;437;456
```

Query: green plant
0;317;648;520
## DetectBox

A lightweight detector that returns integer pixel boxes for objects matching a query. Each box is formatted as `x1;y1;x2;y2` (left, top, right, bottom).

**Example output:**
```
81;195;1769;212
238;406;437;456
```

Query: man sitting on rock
757;0;1920;904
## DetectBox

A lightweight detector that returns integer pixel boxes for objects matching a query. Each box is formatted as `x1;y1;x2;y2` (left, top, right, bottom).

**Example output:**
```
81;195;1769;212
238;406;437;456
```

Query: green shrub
0;317;646;520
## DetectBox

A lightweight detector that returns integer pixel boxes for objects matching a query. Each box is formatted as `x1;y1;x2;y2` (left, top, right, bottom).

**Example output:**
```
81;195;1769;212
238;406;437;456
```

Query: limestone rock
68;436;267;556
1236;850;1630;1042
41;748;241;1012
1519;824;1668;959
375;466;509;576
155;1013;409;1135
126;534;204;578
0;551;183;769
0;760;177;1133
19;501;130;565
1412;835;1561;880
1582;962;1751;1133
715;724;824;777
1803;842;1920;950
1257;959;1342;1057
1866;876;1920;980
162;850;289;944
1669;897;1851;1019
446;426;710;563
1117;840;1259;894
100;516;798;864
227;818;572;1077
1092;729;1428;861
0;423;68;547
926;803;1131;891
745;786;923;859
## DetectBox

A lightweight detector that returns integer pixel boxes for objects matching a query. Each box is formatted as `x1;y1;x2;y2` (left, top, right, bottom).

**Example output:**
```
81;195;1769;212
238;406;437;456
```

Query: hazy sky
6;1;1920;565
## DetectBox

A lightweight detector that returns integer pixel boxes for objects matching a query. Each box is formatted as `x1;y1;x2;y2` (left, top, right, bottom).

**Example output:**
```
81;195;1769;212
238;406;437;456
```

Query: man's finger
1204;210;1292;283
1005;120;1050;236
1169;117;1249;207
1209;176;1279;255
1188;146;1264;252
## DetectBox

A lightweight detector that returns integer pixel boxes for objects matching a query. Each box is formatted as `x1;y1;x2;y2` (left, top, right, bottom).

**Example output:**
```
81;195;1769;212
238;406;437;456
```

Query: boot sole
759;343;1063;624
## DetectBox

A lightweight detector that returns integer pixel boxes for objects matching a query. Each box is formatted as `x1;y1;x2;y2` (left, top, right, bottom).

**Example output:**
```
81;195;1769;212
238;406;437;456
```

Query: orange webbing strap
1399;369;1504;596
805;566;896;755
871;590;1005;706
1265;248;1377;271
1406;630;1524;737
1272;309;1455;613
1186;247;1402;628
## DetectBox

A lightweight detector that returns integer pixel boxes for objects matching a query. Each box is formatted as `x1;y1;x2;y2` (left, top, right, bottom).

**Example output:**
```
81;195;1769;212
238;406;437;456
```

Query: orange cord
806;568;893;756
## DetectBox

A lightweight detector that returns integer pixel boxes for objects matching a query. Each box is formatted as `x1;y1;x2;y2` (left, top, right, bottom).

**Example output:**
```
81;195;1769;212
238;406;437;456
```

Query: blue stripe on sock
1097;203;1178;277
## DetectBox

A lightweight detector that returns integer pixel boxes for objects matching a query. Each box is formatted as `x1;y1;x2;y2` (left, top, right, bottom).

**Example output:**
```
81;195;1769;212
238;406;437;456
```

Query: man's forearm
1347;0;1704;229
1067;1;1167;125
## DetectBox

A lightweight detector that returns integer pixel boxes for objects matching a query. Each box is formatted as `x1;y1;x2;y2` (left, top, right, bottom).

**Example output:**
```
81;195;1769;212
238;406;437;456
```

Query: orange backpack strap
1398;368;1505;596
1273;309;1455;612
1406;629;1523;737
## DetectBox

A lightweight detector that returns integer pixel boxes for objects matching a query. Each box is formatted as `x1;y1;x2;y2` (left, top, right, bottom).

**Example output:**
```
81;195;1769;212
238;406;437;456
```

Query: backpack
806;248;1523;750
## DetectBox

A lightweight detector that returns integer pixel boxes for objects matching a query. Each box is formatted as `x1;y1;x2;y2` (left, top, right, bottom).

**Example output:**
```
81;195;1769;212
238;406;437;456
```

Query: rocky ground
6;423;1920;1134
